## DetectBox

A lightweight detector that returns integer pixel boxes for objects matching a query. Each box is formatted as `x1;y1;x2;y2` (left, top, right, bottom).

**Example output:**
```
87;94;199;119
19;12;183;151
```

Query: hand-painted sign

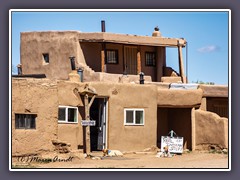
161;136;184;153
81;120;96;126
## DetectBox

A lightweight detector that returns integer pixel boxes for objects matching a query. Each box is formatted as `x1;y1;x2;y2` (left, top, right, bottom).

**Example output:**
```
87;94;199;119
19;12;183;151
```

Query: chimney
101;20;106;32
17;64;22;75
152;26;161;37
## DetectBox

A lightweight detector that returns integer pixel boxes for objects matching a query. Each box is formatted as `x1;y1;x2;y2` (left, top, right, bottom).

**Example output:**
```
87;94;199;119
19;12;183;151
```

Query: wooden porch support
101;43;106;72
84;94;96;154
137;47;141;74
178;42;186;83
191;107;196;151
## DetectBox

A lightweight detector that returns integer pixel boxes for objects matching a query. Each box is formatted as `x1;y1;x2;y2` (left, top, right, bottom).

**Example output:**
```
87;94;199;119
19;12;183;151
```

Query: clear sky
11;10;229;85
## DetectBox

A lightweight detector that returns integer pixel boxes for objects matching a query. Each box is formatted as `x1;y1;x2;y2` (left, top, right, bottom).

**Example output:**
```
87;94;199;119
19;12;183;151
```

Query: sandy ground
12;151;229;169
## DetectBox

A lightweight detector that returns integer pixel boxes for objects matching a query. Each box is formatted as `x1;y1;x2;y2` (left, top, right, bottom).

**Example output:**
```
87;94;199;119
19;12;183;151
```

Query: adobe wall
12;78;58;155
89;82;158;151
140;46;157;81
195;109;228;149
105;44;124;74
52;80;158;152
157;89;203;107
156;47;166;82
80;42;102;72
21;31;84;80
12;78;158;154
56;81;86;150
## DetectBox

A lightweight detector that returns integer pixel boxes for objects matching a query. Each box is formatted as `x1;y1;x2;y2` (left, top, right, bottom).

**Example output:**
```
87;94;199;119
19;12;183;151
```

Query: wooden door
124;46;137;75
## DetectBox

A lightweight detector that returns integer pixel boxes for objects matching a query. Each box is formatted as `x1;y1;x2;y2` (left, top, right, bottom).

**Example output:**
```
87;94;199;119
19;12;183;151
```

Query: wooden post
101;44;106;72
83;94;96;154
191;107;196;151
84;94;91;154
137;47;141;74
178;44;186;83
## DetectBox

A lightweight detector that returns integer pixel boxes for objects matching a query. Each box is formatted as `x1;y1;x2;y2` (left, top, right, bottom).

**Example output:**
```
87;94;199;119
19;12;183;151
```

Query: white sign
161;136;184;153
81;120;96;126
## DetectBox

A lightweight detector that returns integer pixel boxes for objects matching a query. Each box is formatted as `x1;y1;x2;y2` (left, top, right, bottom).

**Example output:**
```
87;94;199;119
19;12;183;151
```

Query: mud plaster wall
21;32;82;80
57;81;85;150
105;44;124;74
195;110;228;149
80;42;102;72
140;46;157;81
157;108;192;150
89;82;158;151
157;89;203;107
56;81;158;152
156;47;166;82
12;79;58;155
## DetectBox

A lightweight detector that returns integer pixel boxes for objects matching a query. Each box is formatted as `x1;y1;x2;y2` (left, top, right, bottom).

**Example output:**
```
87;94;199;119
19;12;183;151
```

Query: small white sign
161;136;184;153
81;120;96;126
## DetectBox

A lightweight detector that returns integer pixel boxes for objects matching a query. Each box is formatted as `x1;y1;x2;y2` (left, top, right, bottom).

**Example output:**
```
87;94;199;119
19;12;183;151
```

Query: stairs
78;63;100;82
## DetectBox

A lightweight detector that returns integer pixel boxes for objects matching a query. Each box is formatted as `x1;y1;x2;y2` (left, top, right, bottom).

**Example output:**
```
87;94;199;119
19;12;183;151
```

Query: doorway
89;98;108;151
157;107;192;150
124;46;137;75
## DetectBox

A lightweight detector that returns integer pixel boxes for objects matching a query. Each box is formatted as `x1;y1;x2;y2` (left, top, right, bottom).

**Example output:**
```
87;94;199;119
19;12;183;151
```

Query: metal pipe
77;68;84;82
101;20;105;32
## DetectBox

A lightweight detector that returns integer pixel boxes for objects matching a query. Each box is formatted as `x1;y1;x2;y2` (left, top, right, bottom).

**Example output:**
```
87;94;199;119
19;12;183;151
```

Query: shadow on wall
163;66;180;77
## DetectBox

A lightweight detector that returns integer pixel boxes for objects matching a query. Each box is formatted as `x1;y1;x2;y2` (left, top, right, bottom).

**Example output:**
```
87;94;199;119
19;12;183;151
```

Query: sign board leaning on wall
161;136;184;153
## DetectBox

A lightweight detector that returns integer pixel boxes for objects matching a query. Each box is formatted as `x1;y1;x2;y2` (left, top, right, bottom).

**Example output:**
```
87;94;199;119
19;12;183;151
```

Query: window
106;50;118;64
15;114;37;129
58;106;78;123
43;53;49;63
145;52;156;66
124;109;144;125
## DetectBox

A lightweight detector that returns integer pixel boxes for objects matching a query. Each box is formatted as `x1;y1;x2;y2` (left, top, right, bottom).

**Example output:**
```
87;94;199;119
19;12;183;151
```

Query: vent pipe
139;72;145;84
101;20;106;32
69;56;76;70
152;26;161;37
17;64;22;75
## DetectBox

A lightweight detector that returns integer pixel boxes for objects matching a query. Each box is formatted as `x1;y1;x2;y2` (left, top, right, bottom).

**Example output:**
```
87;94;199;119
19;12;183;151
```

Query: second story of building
19;25;187;83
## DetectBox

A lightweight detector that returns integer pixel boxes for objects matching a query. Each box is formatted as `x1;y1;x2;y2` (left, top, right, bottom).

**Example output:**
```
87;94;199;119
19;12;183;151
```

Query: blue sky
11;10;229;85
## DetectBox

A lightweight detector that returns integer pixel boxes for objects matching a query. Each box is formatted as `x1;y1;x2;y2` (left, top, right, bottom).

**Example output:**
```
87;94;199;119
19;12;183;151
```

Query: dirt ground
12;150;229;169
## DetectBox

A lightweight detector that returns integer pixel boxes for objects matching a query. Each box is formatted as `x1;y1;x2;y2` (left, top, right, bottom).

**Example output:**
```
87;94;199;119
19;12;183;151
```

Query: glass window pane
126;110;134;123
107;50;117;64
30;115;36;129
58;108;66;121
68;108;77;122
135;111;143;124
25;115;31;129
15;114;25;129
15;114;36;129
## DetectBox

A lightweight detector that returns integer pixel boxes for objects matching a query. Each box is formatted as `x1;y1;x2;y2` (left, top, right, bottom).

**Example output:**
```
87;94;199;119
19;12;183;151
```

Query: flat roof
78;32;186;47
199;85;228;98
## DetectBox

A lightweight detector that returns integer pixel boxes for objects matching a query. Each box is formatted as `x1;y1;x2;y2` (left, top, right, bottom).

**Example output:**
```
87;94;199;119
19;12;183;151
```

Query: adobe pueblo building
12;23;228;156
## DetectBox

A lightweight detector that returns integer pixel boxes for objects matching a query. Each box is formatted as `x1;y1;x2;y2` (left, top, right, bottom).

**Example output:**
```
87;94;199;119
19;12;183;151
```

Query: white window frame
124;108;145;126
58;105;78;124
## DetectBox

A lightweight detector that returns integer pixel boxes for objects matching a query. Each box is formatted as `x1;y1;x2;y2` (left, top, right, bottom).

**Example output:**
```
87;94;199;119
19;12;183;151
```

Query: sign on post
161;136;184;153
81;120;96;126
